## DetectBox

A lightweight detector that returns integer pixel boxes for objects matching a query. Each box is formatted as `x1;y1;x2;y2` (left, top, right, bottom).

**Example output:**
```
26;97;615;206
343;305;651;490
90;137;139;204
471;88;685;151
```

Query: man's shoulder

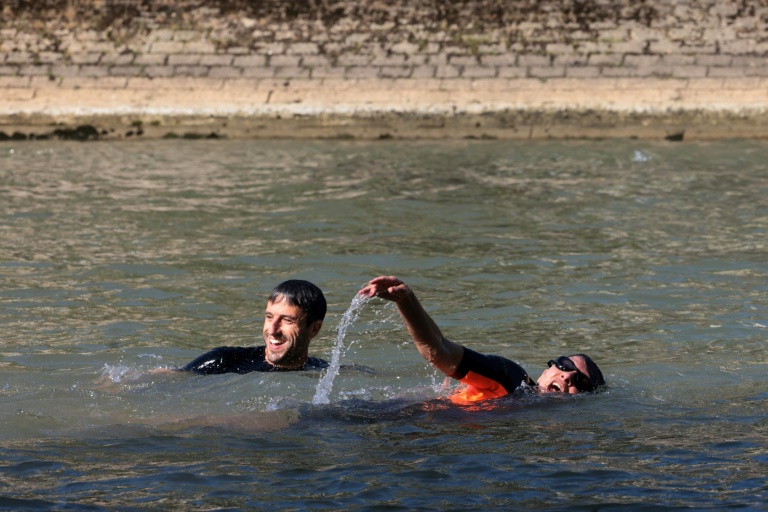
454;347;534;390
180;345;269;374
305;356;329;370
181;345;328;374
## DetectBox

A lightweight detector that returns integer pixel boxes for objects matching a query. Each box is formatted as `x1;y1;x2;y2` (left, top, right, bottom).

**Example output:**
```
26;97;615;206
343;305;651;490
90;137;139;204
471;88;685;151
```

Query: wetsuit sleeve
449;347;535;403
180;346;238;375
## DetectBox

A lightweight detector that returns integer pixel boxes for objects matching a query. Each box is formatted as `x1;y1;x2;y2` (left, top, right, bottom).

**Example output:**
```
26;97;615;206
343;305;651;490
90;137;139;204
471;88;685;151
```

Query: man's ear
308;320;322;339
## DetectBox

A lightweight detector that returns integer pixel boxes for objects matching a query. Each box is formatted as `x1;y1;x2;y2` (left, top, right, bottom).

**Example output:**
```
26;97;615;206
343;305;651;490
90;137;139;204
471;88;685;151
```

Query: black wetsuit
449;347;536;403
180;346;329;375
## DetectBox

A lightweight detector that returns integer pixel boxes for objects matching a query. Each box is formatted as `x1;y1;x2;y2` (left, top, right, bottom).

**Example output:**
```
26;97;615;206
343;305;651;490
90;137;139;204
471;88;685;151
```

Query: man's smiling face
262;295;322;370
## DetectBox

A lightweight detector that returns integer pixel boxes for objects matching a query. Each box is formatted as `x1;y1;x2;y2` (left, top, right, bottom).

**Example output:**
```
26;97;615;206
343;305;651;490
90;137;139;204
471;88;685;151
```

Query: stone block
477;43;505;55
300;55;333;67
379;66;413;78
269;55;301;67
600;67;638;77
646;66;675;78
242;67;276;78
336;54;372;66
565;66;601;78
624;55;661;67
450;55;480;66
528;66;565;78
172;30;200;42
443;45;473;57
702;27;738;43
134;54;167;66
667;27;703;42
628;26;661;41
661;54;697;66
5;52;33;64
554;54;590;66
435;65;461;78
150;29;175;41
649;40;684;54
181;41;217;54
310;66;346;78
410;65;437;78
390;42;420;55
462;66;497;78
174;66;210;77
274;67;311;79
217;41;244;56
109;66;143;77
101;53;136;66
150;41;185;54
50;65;80;77
497;67;527;78
609;41;650;54
86;42;119;53
588;54;623;66
199;54;233;66
546;43;577;55
233;55;267;67
37;51;62;64
209;67;243;78
720;40;758;54
286;42;320;55
371;55;408;66
598;28;629;41
696;54;733;66
255;42;286;55
0;66;18;76
169;54;202;66
345;33;370;45
732;56;768;68
0;76;31;87
144;66;176;78
518;55;551;66
481;54;517;66
427;54;448;66
745;67;768;77
78;65;109;77
74;29;100;42
404;54;428;66
708;67;747;78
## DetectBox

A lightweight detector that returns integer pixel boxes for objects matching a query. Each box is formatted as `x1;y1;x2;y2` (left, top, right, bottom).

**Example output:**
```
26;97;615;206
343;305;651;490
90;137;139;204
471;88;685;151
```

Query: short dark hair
570;353;606;389
269;280;327;326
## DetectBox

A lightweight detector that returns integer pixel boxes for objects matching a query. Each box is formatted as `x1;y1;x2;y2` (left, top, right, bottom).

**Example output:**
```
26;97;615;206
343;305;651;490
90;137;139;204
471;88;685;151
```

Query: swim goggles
547;356;594;392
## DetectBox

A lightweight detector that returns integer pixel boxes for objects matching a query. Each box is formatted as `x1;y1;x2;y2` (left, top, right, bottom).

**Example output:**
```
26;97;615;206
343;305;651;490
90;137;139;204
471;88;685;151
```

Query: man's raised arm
359;276;464;376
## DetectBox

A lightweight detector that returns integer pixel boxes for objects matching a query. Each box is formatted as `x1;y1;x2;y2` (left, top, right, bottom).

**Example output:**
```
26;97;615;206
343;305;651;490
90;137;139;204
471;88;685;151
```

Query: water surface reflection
0;139;766;509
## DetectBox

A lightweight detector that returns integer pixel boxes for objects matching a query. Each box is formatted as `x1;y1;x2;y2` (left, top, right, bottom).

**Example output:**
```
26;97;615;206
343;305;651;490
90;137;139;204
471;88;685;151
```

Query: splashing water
312;293;372;405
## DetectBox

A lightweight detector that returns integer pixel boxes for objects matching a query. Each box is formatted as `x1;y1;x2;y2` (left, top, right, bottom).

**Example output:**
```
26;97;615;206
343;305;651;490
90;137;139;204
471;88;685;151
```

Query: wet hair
269;280;327;326
569;353;606;389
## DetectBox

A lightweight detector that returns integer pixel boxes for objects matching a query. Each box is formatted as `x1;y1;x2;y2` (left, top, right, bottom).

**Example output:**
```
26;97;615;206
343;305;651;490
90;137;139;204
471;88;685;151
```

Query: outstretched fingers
359;276;409;302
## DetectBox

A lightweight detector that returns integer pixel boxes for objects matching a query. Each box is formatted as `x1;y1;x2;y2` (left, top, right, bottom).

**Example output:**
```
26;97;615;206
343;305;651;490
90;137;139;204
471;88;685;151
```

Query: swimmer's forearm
395;290;464;376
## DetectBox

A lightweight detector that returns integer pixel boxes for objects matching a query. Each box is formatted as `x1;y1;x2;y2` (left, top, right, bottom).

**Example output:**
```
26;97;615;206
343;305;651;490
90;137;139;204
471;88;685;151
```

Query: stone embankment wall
1;0;767;140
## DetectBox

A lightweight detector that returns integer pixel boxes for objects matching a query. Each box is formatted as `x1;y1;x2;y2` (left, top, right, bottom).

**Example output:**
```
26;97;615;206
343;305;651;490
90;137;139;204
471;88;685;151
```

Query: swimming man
180;279;328;374
359;276;604;404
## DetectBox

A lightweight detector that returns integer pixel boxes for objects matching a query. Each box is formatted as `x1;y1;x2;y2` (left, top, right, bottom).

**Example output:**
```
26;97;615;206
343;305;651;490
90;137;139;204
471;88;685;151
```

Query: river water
0;139;766;510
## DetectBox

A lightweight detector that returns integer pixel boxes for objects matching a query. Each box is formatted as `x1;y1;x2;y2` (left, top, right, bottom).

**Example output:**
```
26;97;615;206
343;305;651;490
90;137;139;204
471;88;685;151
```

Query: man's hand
359;275;411;302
